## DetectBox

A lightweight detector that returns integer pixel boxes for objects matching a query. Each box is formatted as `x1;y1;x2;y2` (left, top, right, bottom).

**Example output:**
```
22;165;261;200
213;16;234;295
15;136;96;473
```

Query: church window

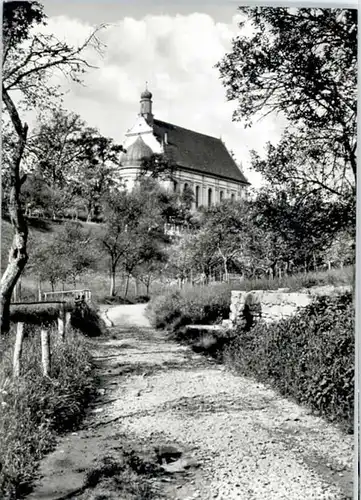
195;186;200;208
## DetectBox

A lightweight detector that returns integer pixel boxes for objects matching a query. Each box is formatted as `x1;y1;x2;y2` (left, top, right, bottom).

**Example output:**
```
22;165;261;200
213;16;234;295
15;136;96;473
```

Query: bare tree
1;1;104;332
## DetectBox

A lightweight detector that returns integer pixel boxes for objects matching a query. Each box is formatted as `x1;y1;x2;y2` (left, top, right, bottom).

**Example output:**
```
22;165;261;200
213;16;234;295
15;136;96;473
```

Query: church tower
139;84;153;126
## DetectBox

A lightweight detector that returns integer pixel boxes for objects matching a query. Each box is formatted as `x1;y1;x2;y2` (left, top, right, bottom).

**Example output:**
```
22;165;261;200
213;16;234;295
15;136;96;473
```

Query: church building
119;87;249;207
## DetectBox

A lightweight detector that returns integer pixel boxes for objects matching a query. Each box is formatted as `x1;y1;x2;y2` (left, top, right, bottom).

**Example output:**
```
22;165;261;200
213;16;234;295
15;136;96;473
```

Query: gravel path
27;304;353;500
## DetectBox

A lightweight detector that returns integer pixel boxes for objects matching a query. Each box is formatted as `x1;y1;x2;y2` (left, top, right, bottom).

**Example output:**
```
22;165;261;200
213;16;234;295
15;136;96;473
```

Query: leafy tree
138;153;176;181
198;201;249;280
29;222;97;290
217;7;357;196
101;181;167;296
27;108;87;189
1;0;103;332
70;129;124;221
177;185;195;223
27;108;124;221
102;192;141;296
250;127;355;202
253;188;354;273
134;259;166;296
166;233;197;286
21;174;54;216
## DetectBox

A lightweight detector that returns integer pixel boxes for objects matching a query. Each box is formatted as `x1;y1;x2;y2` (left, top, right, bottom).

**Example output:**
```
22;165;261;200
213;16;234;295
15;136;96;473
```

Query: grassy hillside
2;218;109;300
1;217;105;271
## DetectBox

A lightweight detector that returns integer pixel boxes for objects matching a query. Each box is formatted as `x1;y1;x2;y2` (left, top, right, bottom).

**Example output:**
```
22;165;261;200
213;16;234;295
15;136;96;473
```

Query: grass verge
0;325;97;499
223;292;354;433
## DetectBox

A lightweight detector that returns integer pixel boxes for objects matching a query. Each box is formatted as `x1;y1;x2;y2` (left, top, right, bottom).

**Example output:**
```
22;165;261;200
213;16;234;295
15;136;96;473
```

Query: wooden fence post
13;322;24;377
65;311;71;331
41;328;51;377
57;304;66;341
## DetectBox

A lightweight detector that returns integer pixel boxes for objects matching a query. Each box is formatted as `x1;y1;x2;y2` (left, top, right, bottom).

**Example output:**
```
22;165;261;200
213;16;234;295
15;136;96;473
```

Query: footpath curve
27;304;353;500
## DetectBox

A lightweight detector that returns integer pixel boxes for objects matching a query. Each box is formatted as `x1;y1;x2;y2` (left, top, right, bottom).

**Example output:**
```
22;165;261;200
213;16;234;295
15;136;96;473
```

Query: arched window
195;186;200;208
173;180;178;192
220;190;224;202
208;188;212;207
184;183;189;192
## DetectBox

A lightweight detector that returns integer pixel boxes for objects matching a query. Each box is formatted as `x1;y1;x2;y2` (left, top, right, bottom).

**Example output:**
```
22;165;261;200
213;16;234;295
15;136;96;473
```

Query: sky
32;0;291;187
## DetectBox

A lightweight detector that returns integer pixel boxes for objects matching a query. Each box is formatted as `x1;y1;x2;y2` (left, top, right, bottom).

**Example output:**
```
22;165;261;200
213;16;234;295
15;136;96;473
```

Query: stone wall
228;285;351;327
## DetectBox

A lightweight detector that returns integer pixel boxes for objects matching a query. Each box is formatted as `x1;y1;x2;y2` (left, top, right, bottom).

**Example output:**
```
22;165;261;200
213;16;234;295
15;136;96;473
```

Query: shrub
0;326;97;499
224;292;354;432
71;300;107;337
146;285;230;334
100;295;150;305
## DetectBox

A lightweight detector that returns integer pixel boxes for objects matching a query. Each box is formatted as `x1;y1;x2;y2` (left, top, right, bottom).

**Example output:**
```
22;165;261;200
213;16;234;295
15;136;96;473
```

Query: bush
0;326;97;499
146;285;230;334
101;295;150;305
71;300;107;337
224;292;354;432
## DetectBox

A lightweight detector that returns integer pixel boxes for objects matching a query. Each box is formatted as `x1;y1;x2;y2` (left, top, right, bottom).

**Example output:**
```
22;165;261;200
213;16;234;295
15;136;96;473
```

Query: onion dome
120;135;153;165
141;88;152;99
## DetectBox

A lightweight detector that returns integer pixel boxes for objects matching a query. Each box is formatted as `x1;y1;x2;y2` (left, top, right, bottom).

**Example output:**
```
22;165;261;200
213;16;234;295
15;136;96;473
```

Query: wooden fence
11;301;72;378
40;289;92;302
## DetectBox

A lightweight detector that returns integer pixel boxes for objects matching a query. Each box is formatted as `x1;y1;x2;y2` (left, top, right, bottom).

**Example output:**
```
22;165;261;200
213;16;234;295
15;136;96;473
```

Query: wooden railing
40;289;92;302
11;301;72;378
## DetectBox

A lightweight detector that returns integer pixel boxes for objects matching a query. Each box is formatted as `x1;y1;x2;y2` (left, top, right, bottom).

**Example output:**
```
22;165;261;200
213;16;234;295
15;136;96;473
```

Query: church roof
121;135;153;165
153;119;249;185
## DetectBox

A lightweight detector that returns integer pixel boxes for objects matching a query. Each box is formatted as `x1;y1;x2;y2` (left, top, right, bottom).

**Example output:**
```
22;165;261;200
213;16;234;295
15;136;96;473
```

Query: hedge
224;292;354;432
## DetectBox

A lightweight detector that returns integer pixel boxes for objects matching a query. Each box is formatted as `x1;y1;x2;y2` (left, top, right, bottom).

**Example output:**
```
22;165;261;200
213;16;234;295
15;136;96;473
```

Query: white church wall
173;169;244;208
123;116;163;153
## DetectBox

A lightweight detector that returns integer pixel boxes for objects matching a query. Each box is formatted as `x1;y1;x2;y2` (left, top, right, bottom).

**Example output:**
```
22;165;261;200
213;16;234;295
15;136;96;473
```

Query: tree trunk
313;252;317;272
0;98;29;333
223;258;228;283
110;266;116;296
124;274;130;298
86;204;92;223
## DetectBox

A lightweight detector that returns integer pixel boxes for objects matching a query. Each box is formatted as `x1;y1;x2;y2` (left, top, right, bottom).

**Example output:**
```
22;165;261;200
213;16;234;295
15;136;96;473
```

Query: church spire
139;83;153;126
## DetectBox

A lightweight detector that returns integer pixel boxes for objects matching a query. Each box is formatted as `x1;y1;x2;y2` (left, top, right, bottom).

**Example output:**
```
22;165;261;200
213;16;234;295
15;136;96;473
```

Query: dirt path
26;304;353;500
